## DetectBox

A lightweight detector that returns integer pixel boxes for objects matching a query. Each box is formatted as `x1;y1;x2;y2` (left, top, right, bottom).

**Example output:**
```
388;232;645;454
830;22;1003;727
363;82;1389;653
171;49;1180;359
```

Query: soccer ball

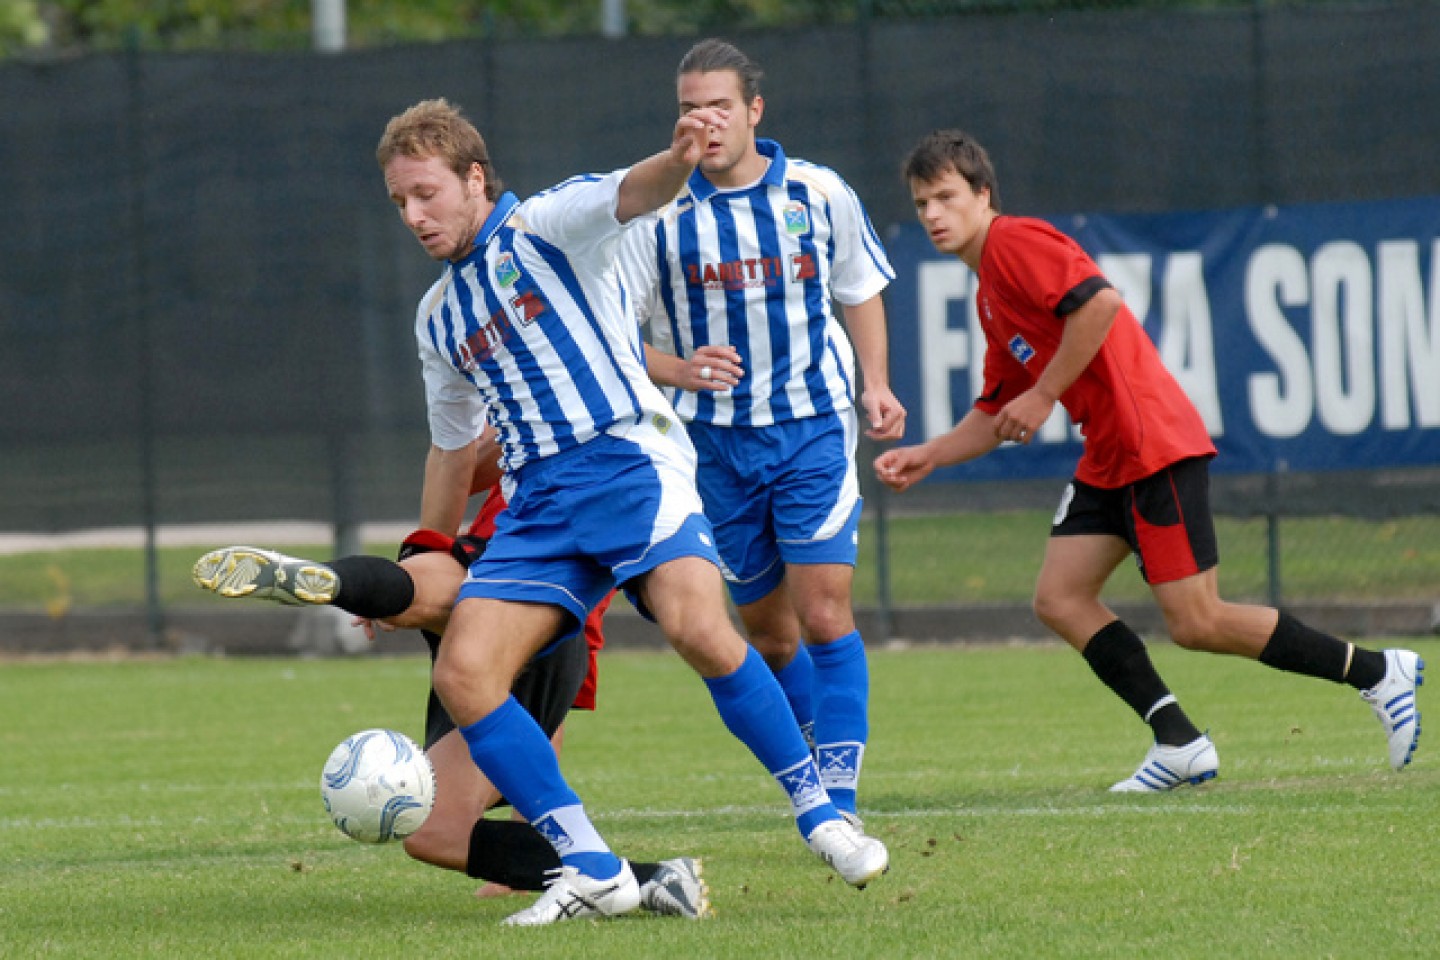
319;729;436;843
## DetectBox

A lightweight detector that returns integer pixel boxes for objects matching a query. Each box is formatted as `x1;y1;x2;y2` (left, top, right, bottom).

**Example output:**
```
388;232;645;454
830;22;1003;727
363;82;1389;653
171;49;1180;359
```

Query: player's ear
466;161;487;198
748;93;765;129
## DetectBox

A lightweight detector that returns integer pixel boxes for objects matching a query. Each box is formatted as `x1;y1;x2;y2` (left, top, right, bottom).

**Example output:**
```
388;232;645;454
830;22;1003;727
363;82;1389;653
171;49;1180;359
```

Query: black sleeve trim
1054;276;1113;318
978;383;1003;403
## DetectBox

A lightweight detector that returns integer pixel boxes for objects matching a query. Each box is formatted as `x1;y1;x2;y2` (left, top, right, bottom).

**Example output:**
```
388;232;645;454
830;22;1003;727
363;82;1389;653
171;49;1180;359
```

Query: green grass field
2;642;1437;958
4;510;1440;611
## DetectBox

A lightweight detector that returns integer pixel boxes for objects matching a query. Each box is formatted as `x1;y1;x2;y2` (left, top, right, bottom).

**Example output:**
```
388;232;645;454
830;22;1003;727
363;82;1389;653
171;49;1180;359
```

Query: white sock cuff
1143;694;1178;723
533;803;609;857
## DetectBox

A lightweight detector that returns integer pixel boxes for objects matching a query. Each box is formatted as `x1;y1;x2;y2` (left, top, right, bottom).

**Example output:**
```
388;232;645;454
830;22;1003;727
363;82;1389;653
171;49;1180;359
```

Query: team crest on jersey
494;252;520;288
1008;334;1036;365
782;201;809;235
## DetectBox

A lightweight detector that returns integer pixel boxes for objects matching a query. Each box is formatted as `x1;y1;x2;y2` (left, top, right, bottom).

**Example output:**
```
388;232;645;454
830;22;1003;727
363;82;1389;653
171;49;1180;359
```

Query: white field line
0;802;1257;834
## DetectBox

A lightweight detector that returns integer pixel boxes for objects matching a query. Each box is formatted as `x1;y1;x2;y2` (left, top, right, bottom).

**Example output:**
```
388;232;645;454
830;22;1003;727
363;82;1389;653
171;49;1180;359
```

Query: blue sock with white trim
772;643;816;751
458;696;621;879
810;630;869;816
704;645;838;838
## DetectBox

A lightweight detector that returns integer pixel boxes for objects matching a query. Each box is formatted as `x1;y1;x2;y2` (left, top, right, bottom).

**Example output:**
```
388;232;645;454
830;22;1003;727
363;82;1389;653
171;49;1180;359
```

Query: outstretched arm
615;107;727;224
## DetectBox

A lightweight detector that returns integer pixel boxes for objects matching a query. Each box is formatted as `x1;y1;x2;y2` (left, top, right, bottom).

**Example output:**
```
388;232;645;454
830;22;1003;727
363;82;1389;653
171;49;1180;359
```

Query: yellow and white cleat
192;546;339;605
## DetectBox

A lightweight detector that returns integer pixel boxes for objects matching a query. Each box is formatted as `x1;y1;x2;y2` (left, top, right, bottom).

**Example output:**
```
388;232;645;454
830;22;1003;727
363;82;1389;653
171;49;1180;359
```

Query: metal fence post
872;476;894;642
1265;466;1283;609
125;34;164;647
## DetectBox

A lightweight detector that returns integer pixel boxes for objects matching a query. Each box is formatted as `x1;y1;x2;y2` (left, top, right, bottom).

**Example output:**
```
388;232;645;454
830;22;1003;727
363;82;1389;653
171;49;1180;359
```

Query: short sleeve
988;219;1106;318
519;168;628;263
825;174;895;306
415;299;489;450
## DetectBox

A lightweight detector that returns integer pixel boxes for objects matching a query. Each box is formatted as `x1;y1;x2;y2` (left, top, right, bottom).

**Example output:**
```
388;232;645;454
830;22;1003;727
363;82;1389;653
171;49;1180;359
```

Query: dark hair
376;98;504;201
902;129;1001;213
678;38;763;104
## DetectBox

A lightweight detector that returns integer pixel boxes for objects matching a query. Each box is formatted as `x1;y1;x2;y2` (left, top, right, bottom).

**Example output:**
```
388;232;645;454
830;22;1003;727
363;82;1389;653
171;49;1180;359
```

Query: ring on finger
699;365;713;380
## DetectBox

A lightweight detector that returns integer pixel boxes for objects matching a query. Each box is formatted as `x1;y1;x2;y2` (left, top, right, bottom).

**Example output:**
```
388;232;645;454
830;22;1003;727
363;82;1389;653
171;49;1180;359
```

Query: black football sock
463;819;661;889
1082;619;1203;747
630;862;660;885
465;820;560;890
326;556;415;620
1258;611;1386;690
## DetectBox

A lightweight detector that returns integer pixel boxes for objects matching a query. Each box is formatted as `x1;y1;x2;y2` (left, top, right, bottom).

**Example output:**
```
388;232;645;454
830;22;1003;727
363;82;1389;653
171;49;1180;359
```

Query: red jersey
467;481;508;539
973;216;1215;488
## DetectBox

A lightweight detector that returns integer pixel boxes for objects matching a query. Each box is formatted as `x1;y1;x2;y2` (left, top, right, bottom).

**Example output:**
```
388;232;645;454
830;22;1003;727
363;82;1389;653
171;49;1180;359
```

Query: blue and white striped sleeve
826;173;895;307
521;168;629;256
415;296;488;452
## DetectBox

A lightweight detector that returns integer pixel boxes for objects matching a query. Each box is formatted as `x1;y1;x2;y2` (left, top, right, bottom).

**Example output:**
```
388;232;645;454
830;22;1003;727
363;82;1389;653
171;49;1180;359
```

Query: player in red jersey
193;434;709;917
875;130;1423;790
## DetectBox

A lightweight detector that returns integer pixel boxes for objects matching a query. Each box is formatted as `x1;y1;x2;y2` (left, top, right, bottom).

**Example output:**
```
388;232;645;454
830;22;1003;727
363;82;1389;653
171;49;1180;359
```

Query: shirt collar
685;138;787;202
454;191;520;264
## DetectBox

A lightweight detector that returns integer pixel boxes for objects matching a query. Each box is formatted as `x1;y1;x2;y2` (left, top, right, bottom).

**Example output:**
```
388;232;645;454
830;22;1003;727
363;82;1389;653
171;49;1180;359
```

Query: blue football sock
705;645;838;838
810;630;869;815
772;642;816;749
458;696;620;878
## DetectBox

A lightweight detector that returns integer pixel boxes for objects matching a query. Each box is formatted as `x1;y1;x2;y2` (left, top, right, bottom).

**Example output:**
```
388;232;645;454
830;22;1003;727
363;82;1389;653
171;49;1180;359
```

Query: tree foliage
5;0;1292;57
4;0;861;57
1;0;49;55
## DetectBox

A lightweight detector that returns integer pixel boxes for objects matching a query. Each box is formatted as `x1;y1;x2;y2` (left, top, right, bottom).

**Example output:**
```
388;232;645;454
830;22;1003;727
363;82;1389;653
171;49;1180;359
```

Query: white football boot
1109;734;1219;793
192;545;339;605
806;817;889;889
503;861;641;926
1360;649;1424;770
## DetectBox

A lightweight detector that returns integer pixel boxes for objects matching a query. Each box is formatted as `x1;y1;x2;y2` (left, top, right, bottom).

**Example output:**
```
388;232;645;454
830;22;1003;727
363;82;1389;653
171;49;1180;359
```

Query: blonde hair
376;98;504;201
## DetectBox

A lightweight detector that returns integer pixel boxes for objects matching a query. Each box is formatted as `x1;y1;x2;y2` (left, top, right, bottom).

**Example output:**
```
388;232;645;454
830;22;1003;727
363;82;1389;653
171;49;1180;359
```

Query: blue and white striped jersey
416;170;678;473
619;139;894;427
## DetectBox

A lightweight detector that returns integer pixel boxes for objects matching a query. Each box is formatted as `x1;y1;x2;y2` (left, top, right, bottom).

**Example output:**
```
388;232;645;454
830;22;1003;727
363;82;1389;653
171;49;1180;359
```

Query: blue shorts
687;410;862;607
457;415;720;641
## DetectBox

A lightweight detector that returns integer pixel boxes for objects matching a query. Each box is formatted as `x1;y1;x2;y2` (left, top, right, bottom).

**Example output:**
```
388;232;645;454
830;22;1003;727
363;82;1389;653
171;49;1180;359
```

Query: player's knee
748;631;798;667
1166;613;1217;651
796;605;854;644
430;660;464;706
665;616;749;675
1031;589;1071;633
431;660;506;719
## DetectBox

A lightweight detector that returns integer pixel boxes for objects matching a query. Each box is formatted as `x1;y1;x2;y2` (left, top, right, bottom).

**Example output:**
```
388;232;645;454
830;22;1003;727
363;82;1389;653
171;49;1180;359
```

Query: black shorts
1051;455;1219;585
416;530;589;750
420;629;589;750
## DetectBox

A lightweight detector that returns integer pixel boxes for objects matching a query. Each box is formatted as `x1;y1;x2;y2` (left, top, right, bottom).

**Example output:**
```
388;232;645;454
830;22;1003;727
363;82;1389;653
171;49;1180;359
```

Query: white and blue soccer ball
320;729;436;843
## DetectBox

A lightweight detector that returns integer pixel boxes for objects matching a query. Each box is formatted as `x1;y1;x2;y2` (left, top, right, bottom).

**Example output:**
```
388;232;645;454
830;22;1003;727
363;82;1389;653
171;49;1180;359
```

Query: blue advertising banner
882;197;1440;482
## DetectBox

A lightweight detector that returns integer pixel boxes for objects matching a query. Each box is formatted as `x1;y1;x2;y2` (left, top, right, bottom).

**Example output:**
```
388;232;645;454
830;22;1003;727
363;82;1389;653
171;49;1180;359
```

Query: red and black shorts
1051;455;1219;585
409;528;597;751
420;626;589;751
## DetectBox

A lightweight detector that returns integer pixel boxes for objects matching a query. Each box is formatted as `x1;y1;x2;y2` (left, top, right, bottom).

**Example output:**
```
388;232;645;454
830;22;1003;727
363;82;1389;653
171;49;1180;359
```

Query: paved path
0;522;413;555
